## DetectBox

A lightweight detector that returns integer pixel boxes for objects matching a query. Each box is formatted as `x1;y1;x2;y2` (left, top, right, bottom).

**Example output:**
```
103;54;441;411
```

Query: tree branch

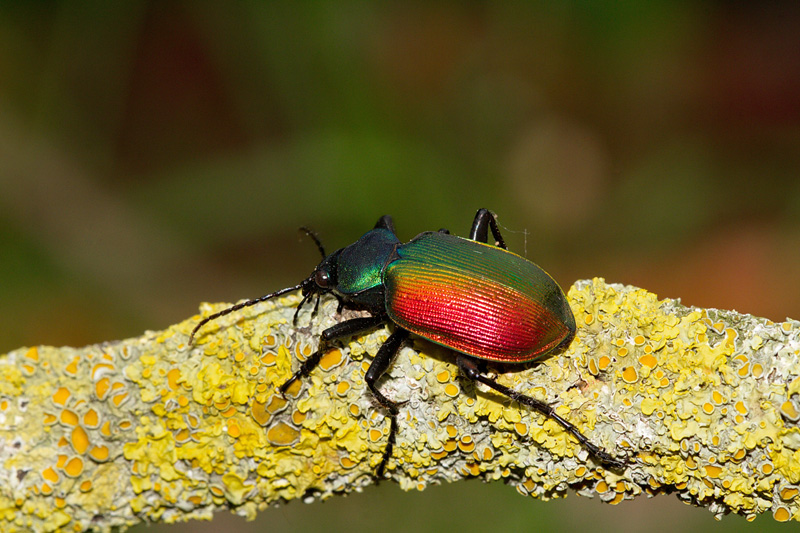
1;278;799;532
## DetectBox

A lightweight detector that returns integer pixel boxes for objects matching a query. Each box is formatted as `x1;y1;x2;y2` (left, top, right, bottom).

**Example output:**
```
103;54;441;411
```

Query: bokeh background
2;3;799;532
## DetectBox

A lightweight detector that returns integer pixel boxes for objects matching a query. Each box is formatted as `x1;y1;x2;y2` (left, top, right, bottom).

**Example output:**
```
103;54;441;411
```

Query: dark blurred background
1;2;798;532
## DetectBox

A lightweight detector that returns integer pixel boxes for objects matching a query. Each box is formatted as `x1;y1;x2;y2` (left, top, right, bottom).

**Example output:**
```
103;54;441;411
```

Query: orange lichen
167;368;182;390
71;426;90;454
95;377;111;400
111;392;129;407
782;488;799;500
42;467;59;483
444;384;459;397
83;409;99;427
458;436;475;453
291;410;306;425
621;366;638;383
65;357;80;376
60;409;79;426
63;457;84;478
91;363;115;381
266;422;300;446
266;394;288;414
639;354;657;368
89;445;110;462
251;401;270;426
52;387;70;406
319;349;344;371
774;507;791;522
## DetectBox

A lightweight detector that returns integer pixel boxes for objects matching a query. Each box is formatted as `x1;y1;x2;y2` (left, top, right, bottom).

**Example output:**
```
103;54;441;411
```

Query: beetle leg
311;292;322;318
469;208;508;250
365;329;410;410
279;315;387;394
456;355;625;469
374;215;396;233
292;291;315;326
364;328;411;477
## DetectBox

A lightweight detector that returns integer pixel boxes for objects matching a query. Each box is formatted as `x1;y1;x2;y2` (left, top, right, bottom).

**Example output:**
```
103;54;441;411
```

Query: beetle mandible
190;209;624;476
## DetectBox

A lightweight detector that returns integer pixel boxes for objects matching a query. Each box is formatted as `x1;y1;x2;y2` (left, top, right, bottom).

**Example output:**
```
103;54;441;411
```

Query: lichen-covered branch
1;278;800;531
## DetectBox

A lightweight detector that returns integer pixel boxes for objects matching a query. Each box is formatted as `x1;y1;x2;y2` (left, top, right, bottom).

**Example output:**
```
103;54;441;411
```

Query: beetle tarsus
456;354;624;470
279;348;325;395
375;415;397;479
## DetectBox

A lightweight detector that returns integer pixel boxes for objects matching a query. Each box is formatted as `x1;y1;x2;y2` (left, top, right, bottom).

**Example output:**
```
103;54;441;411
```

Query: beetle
190;209;623;476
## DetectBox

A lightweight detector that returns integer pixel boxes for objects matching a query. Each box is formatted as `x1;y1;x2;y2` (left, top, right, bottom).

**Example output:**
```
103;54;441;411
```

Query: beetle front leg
279;315;387;394
456;355;625;469
364;328;410;478
469;208;508;250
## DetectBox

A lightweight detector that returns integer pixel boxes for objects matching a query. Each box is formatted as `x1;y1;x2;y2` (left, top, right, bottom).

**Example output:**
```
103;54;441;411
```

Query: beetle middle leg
364;328;411;478
456;355;625;469
469;208;508;250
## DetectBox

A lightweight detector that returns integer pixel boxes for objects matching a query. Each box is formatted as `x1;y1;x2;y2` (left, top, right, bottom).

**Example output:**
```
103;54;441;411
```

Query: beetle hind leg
364;328;411;478
456;355;625;469
469;208;508;250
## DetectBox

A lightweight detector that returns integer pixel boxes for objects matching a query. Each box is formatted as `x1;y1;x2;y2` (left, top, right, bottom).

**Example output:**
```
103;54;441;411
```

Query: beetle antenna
189;283;303;345
299;226;326;258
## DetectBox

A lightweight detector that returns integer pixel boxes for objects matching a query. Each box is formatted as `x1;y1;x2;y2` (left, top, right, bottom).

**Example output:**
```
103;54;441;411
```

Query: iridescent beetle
190;209;623;475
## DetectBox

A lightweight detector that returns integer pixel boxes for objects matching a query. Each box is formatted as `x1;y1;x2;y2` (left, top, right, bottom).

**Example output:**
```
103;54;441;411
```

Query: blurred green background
1;2;799;532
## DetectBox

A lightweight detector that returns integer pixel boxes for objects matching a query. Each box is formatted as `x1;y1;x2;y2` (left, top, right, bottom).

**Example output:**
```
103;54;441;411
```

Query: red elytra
385;232;575;363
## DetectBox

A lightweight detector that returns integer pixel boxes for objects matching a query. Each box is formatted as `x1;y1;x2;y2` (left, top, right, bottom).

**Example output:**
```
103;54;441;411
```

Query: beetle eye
315;269;330;288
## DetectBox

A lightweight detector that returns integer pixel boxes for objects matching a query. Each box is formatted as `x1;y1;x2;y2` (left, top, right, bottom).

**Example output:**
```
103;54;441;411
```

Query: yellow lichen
3;279;800;532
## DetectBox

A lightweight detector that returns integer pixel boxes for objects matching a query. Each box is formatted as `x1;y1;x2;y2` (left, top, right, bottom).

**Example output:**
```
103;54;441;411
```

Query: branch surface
2;278;800;531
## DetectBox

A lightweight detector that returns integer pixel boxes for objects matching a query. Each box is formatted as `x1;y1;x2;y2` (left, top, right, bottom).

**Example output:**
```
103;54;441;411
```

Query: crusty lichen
1;278;799;532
